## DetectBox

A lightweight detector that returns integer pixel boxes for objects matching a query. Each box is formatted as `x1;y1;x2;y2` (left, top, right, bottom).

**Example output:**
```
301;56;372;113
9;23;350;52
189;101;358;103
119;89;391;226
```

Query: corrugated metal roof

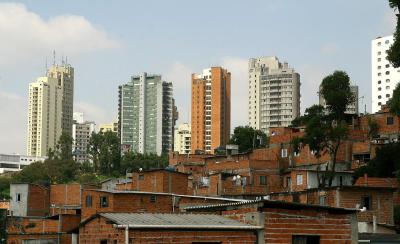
184;199;357;213
99;213;261;230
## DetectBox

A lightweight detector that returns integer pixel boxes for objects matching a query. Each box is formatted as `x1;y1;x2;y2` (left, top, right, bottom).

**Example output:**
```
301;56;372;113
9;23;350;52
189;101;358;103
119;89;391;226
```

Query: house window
85;195;92;207
281;148;288;158
387;117;394;125
259;176;267;185
361;196;372;210
16;193;21;202
296;174;303;185
319;196;326;206
292;235;320;244
150;195;157;203
139;175;144;180
100;240;108;244
100;196;108;208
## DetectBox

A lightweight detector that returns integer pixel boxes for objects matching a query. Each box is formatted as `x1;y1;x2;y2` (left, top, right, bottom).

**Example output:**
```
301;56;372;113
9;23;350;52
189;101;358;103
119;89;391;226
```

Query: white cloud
74;101;111;128
0;3;120;66
164;62;193;125
221;57;248;129
0;90;27;154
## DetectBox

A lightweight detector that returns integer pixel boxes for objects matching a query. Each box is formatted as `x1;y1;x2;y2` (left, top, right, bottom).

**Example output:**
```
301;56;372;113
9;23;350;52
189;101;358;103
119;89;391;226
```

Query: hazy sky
0;1;396;154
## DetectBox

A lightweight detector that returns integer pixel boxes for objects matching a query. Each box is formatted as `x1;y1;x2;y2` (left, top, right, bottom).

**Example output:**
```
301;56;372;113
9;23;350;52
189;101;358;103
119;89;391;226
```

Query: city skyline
0;1;396;153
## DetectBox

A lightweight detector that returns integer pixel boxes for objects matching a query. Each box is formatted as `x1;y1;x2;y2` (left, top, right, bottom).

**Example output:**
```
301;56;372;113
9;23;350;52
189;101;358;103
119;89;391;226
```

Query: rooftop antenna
53;50;56;66
45;57;48;75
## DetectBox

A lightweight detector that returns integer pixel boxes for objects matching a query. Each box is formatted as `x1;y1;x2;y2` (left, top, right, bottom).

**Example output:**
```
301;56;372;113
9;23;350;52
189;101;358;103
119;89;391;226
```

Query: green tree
387;0;400;68
389;83;400;115
43;159;78;184
292;71;354;187
56;133;73;160
87;132;103;172
120;152;168;173
11;162;50;185
354;142;400;179
0;177;11;199
88;131;121;175
229;126;268;153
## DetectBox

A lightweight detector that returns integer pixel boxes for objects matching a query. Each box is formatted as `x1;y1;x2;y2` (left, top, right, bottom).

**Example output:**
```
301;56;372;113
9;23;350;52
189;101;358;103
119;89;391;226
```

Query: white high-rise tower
371;35;400;113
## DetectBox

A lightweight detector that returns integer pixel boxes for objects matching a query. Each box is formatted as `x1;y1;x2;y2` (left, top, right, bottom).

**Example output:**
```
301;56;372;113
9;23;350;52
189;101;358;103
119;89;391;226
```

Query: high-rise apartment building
371;35;400;113
174;123;191;154
319;84;359;115
47;63;74;136
72;113;95;163
27;62;74;157
27;77;62;157
191;67;231;154
118;73;174;155
248;57;300;134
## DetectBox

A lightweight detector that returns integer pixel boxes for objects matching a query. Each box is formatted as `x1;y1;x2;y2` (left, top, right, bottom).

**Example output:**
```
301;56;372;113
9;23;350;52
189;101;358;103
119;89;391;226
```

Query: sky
0;0;396;154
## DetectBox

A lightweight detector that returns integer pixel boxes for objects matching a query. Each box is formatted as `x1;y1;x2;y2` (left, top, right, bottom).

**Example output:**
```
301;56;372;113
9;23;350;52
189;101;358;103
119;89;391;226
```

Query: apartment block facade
47;63;74;137
371;35;400;113
72;113;95;163
174;123;191;154
191;67;231;154
27;76;62;157
248;56;300;134
118;73;174;155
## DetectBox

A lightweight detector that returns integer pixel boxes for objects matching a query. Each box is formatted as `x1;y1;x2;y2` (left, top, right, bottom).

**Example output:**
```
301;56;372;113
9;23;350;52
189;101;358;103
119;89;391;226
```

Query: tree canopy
291;71;353;187
229;126;268;153
387;0;400;68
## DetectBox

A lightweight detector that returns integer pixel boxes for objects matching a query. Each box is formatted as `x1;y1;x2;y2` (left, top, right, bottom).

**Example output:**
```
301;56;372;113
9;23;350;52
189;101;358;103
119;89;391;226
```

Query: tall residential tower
47;63;74;136
371;35;400;113
191;67;231;154
248;57;300;134
27;77;62;157
118;73;174;155
27;63;74;157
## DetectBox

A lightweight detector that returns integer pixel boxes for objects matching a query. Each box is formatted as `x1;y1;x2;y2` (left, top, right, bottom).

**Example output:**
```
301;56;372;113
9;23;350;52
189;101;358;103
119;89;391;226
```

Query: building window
378;87;381;91
319;196;326;206
378;80;381;84
281;149;288;158
16;193;21;202
387;117;394;125
100;196;108;208
259;176;267;185
296;174;303;185
386;71;390;75
386;79;390;83
386;94;391;98
100;240;108;244
139;175;144;180
150;195;157;203
386;40;390;44
361;196;372;210
292;235;320;244
85;195;92;207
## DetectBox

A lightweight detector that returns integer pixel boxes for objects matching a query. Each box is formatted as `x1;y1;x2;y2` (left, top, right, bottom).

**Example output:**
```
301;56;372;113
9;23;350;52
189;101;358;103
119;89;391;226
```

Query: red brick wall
27;185;49;217
50;184;81;206
79;216;256;244
131;171;188;195
262;208;354;244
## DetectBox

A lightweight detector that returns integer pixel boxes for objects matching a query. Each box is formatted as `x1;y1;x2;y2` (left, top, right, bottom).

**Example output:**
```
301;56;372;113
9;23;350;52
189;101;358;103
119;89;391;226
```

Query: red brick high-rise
191;67;231;154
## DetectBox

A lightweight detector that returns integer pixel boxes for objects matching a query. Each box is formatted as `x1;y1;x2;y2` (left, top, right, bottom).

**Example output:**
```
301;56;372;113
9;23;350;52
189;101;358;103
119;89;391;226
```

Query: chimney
364;173;368;186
